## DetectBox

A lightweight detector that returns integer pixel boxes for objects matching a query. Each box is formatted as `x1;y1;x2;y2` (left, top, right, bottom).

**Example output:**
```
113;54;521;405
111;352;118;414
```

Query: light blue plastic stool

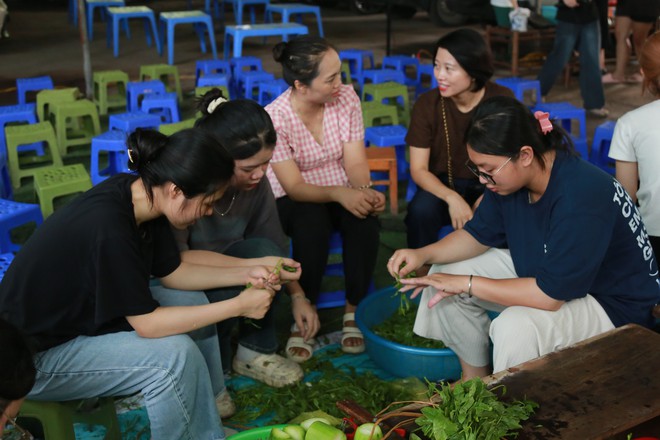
241;71;275;100
140;92;180;123
494;77;542;106
590;120;617;175
90;130;130;185
108;112;162;134
195;59;232;85
382;55;419;88
231;0;270;25
265;3;324;39
105;6;162;58
86;0;125;40
16;76;54;105
159;11;218;65
223;23;308;59
0;199;43;253
339;49;375;86
258;78;289;106
126;80;167;113
197;73;231;89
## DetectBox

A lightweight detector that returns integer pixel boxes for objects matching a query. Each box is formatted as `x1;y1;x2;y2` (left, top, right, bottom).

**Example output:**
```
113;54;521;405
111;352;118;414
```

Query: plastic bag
509;7;531;32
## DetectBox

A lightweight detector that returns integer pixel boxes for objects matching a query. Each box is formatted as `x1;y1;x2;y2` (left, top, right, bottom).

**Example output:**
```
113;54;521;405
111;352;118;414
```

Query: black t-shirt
556;1;598;24
0;174;181;351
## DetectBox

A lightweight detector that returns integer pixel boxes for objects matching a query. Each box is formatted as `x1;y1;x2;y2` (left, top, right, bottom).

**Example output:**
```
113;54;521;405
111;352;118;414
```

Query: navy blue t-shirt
464;151;660;328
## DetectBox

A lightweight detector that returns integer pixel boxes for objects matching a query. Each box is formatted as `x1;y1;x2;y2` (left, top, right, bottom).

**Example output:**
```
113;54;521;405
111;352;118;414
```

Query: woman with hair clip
0;318;36;439
405;28;513;250
609;31;660;259
389;96;660;381
266;36;385;357
171;90;319;385
0;129;292;439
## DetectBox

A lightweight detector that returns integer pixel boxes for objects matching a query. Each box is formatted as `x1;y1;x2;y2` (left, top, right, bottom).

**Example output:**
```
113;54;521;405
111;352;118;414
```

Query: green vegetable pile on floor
227;348;426;425
371;303;446;349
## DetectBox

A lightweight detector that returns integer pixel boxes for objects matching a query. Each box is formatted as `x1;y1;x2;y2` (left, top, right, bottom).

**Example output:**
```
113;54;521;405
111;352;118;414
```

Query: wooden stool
33;164;92;217
366;146;398;215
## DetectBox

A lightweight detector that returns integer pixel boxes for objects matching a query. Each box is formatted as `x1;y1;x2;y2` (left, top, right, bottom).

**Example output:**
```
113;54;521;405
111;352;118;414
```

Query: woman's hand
364;188;386;214
446;192;474;230
236;286;276;319
246;266;282;290
387;249;426;279
337;188;378;219
257;257;302;282
291;296;320;341
399;273;470;307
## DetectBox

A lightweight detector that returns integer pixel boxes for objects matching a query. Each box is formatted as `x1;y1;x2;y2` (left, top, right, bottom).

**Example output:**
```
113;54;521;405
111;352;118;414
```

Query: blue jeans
204;238;284;371
537;19;605;110
28;287;228;440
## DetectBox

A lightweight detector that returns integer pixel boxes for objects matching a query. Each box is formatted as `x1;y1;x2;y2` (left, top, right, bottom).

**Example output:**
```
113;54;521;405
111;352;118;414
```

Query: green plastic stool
19;398;121;440
5;122;64;189
36;88;80;122
159;118;196;135
361;101;400;128
93;70;129;116
341;61;352;85
140;64;183;103
362;81;411;126
33;164;92;217
49;99;101;156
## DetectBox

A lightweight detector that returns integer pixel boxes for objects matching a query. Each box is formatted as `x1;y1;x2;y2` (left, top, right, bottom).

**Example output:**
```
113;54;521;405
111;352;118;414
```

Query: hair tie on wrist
534;111;553;135
207;96;228;114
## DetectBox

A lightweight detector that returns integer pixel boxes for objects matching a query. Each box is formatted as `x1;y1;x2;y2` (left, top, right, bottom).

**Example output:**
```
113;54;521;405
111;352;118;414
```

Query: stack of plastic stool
0;199;43;253
0;104;44;161
90;130;130;185
381;55;419;88
241;71;275;100
36;88;79;122
230;56;263;97
258;78;289;106
93;70;129;116
159;11;218;65
126;81;167;113
361;101;399;128
196;59;232;84
49;99;102;156
590;120;617;175
494;77;542;107
532;102;588;158
197;73;231;91
16;76;54;105
140;92;180;123
5;122;64;190
139;64;182;103
33;164;93;217
415;63;437;97
109;112;162;134
358;69;406;91
362;81;411;126
338;49;374;86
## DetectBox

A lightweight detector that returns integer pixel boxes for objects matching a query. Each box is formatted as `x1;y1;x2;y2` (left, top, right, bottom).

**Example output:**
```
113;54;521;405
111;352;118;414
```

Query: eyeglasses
2;414;33;440
465;157;512;185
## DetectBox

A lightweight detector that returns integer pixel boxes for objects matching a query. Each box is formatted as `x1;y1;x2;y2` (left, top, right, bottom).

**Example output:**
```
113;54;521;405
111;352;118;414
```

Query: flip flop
341;312;365;354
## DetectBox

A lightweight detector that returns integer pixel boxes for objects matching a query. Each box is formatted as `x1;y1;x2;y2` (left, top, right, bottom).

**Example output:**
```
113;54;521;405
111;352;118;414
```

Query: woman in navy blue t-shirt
389;96;660;381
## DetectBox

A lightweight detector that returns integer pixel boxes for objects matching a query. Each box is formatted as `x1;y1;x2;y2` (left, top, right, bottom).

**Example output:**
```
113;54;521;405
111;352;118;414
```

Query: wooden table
366;146;397;215
485;324;660;439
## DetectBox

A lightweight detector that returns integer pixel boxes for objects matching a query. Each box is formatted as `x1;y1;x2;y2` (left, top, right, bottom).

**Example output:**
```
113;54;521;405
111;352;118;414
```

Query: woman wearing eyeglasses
405;28;513;250
389;96;660;381
0;318;35;439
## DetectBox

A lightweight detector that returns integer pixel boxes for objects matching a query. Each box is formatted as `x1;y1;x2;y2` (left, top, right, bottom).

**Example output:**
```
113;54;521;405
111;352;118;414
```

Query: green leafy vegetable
372;305;446;349
393;263;416;315
414;378;537;440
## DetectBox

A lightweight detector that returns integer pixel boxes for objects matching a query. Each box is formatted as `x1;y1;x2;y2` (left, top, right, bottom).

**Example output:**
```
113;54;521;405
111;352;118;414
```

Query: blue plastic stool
86;0;125;40
365;124;409;180
140;92;180;123
265;3;324;39
223;23;308;59
195;59;232;85
0;199;43;253
108;112;162;134
532;102;587;158
16;76;54;105
415;63;437;97
258;78;289;106
105;6;162;58
231;0;270;25
339;49;375;86
159;11;218;65
359;69;406;91
494;77;541;107
90;130;130;185
126;80;167;113
590;120;616;175
197;73;231;89
241;71;275;100
0;104;45;161
382;55;419;88
0;253;14;280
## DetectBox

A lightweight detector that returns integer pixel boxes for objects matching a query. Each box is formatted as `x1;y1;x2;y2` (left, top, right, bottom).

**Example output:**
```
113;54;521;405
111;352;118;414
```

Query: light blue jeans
537;18;605;110
28;287;228;440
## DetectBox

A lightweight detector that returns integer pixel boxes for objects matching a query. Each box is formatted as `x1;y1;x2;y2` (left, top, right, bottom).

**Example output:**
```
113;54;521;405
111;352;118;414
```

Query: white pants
413;248;615;373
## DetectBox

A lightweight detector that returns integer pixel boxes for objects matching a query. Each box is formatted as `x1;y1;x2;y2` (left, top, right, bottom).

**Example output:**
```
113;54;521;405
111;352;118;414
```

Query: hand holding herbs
393;262;417;315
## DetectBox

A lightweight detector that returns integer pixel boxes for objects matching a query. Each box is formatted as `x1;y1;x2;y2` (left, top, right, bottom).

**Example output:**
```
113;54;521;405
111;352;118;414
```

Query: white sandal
285;335;315;363
341;312;365;354
232;353;303;387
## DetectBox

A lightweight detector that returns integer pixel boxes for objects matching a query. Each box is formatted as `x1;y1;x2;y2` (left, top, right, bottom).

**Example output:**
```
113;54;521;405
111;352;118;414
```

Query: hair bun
126;129;168;172
272;41;288;63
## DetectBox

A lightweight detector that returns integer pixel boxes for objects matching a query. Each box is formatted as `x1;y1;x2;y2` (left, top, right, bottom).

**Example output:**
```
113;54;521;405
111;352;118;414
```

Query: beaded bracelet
357;181;373;190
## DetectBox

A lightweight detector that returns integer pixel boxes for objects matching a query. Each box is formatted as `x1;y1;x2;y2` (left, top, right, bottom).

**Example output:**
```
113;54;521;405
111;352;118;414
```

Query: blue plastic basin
356;287;462;382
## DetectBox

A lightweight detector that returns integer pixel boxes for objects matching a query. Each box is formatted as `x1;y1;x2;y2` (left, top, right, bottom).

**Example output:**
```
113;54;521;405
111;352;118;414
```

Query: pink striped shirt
265;84;365;199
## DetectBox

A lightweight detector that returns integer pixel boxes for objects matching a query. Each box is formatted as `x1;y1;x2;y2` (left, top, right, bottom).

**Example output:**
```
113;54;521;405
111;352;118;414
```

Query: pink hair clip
534;111;553;135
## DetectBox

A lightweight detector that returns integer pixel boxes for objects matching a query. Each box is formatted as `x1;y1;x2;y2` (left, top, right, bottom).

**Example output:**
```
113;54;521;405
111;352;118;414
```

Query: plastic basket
227;424;290;440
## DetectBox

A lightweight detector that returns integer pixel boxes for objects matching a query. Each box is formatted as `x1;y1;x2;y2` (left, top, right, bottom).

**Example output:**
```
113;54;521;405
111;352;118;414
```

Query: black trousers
276;197;380;307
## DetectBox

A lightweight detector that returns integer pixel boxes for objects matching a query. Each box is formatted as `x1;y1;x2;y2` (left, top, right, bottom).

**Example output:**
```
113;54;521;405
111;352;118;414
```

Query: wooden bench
485;24;556;77
223;23;308;59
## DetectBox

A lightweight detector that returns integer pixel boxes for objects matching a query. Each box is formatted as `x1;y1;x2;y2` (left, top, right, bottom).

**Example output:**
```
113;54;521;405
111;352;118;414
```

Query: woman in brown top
405;28;513;249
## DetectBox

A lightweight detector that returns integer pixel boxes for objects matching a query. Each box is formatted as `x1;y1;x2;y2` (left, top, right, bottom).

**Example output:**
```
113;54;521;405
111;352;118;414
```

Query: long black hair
195;88;277;160
0;318;36;413
272;36;337;87
435;28;494;92
126;128;234;202
467;96;577;170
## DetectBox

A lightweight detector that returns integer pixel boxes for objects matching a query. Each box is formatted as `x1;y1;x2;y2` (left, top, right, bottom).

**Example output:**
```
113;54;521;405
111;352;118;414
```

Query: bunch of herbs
372;305;445;349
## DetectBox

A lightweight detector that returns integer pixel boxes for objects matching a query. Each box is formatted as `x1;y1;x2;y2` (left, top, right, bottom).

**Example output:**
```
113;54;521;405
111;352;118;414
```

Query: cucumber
304;421;347;440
